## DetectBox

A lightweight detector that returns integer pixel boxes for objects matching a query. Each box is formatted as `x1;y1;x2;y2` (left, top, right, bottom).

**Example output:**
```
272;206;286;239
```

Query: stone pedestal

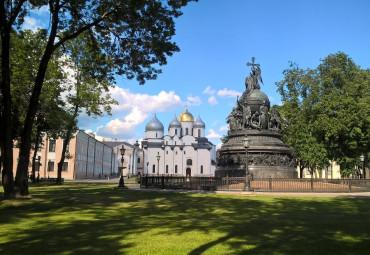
216;121;297;178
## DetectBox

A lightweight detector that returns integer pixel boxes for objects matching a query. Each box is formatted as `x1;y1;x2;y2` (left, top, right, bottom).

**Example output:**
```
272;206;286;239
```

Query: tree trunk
31;127;42;182
14;4;61;196
56;105;79;185
0;25;15;198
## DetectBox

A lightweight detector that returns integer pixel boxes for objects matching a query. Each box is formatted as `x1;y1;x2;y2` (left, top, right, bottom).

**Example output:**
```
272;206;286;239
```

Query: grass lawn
1;183;370;255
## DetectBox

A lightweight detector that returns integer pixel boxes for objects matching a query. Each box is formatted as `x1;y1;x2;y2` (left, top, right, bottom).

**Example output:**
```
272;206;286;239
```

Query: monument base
215;165;297;178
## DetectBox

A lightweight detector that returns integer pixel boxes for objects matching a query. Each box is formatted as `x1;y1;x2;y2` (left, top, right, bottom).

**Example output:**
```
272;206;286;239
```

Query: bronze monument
216;58;297;178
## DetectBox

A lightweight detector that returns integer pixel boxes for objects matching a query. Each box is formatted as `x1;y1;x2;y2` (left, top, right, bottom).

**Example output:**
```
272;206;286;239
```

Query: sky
25;0;370;148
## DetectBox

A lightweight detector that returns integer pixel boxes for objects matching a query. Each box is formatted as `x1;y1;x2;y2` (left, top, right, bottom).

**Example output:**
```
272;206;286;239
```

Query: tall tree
55;32;117;184
277;53;370;177
1;0;196;198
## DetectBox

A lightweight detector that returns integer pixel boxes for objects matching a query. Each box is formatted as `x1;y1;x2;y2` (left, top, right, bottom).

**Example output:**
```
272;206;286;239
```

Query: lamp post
37;155;41;182
156;154;161;175
242;135;251;191
360;154;365;179
118;145;126;188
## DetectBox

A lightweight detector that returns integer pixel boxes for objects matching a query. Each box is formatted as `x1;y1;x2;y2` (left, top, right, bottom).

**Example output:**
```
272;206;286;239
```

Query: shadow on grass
1;183;370;254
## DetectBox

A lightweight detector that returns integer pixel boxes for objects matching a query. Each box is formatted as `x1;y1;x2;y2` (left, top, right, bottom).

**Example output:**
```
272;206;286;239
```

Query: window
49;140;56;152
65;141;70;153
198;129;201;137
166;151;168;155
166;165;168;174
47;161;54;172
152;164;155;173
166;141;168;145
37;142;42;151
186;128;188;135
62;162;68;172
137;158;141;164
156;133;157;138
187;159;192;165
175;165;178;174
175;141;176;145
184;151;186;155
201;165;203;174
175;129;177;135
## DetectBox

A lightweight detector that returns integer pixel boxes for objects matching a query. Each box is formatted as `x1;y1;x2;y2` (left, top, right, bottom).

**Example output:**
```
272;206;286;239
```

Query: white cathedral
141;107;216;177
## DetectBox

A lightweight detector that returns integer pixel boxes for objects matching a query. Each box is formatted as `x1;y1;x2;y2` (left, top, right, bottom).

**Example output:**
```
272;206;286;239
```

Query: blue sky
25;0;370;147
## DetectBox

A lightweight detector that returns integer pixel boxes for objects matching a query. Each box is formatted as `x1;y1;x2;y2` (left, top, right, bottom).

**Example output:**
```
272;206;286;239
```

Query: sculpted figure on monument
245;57;263;95
269;105;281;131
237;100;252;129
259;101;269;129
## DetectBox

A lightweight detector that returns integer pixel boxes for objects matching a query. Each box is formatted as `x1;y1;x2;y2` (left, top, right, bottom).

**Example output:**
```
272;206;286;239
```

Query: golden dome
178;106;194;122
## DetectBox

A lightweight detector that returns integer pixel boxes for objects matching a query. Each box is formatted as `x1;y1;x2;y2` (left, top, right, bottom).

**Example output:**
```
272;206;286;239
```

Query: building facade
12;130;142;180
102;141;143;177
141;107;216;177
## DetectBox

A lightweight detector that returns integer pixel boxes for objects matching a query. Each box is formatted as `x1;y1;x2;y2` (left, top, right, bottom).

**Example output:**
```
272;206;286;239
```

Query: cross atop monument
246;57;260;70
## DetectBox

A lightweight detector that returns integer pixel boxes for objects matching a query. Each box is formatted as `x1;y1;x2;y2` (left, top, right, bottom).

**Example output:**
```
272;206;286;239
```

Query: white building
141;107;216;177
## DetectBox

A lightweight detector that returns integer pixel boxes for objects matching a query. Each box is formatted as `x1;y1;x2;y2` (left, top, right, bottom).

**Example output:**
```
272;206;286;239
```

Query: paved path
66;179;370;198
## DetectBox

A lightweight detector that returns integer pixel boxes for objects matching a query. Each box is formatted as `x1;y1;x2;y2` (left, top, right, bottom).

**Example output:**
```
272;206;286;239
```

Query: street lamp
360;154;365;179
118;145;126;188
37;155;41;182
156;153;161;176
242;135;251;191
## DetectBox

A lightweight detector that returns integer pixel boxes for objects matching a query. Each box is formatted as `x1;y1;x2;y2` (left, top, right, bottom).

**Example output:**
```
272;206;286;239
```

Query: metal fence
140;175;370;193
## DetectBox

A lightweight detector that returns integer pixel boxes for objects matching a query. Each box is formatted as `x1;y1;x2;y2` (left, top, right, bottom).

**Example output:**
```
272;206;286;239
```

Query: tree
1;0;196;198
54;32;118;184
276;53;370;177
276;64;329;178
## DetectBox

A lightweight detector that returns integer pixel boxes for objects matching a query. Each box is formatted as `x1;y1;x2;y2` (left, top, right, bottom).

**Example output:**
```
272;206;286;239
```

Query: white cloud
216;142;223;149
208;96;218;105
23;17;39;31
186;96;202;106
203;86;215;95
30;5;49;15
217;88;242;98
219;125;229;132
96;87;183;139
211;120;219;126
206;129;221;139
110;87;182;113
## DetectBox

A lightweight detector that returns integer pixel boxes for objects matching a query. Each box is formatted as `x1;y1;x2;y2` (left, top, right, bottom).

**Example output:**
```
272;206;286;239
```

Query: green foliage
277;53;370;176
6;29;67;141
1;184;370;254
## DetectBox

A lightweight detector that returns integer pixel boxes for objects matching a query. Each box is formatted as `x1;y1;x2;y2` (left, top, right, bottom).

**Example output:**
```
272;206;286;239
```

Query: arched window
166;165;168;174
187;159;192;166
156;133;157;138
175;165;178;173
175;129;177;135
198;129;201;137
185;128;188;135
152;164;155;173
201;165;203;174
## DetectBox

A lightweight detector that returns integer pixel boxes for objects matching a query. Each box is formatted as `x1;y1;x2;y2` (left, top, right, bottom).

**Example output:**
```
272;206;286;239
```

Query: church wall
182;136;196;146
168;127;181;137
145;130;164;139
181;122;194;136
193;127;205;138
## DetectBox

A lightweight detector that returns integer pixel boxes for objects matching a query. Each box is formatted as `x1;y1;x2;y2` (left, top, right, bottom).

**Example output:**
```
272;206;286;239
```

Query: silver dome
145;114;164;131
194;115;205;128
169;115;181;128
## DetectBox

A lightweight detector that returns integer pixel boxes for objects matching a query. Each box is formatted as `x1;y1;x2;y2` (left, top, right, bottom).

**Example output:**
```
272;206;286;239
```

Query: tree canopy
1;0;196;198
277;53;370;177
